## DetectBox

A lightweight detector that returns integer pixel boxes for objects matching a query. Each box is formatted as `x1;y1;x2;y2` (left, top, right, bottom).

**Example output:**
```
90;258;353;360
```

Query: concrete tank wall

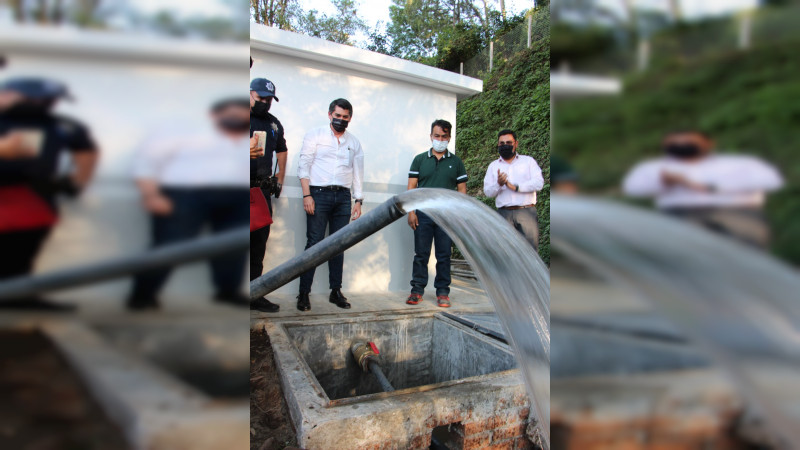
285;315;516;400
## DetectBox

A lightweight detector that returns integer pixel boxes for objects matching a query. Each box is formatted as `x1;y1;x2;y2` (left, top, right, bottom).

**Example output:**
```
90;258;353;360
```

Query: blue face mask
431;139;449;153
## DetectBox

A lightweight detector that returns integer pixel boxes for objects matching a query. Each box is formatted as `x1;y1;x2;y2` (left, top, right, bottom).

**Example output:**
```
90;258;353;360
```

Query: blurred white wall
1;25;248;303
250;25;483;294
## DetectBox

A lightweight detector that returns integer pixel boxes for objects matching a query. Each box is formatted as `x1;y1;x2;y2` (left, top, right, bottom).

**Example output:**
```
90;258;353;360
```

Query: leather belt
250;178;268;188
499;204;535;211
311;185;349;191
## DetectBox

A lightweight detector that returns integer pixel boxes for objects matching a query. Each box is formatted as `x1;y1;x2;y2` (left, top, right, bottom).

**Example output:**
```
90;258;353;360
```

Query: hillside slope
456;35;551;263
555;40;800;262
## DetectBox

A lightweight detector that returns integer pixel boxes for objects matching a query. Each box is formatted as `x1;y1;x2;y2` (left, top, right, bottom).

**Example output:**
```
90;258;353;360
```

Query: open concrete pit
254;307;761;450
258;312;536;450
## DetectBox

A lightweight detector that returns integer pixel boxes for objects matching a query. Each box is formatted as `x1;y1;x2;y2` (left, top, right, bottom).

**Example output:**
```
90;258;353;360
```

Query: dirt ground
0;329;129;450
251;328;299;450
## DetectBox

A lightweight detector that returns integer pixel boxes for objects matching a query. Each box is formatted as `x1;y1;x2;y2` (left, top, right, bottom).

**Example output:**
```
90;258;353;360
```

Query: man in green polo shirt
406;119;467;308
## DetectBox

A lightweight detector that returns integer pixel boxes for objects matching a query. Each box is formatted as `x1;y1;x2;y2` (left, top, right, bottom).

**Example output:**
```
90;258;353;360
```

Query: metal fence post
489;41;494;71
636;38;650;72
738;11;752;50
527;14;533;48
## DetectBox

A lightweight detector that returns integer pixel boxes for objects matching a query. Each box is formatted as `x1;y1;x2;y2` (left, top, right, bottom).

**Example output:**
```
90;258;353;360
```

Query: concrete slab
251;278;496;323
0;318;249;450
39;321;249;450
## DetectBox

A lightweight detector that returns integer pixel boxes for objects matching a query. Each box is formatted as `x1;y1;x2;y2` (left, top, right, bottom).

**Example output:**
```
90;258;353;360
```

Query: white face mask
431;139;449;153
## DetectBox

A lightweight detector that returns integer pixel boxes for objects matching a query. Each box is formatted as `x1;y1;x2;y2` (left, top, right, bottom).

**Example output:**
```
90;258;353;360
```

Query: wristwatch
354;199;363;204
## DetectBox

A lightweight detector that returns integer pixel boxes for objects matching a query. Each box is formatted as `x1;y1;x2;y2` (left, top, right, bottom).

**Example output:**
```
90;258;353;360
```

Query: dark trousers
411;211;452;296
498;207;539;251
250;188;272;281
664;207;770;249
0;228;51;283
130;187;249;301
298;187;351;294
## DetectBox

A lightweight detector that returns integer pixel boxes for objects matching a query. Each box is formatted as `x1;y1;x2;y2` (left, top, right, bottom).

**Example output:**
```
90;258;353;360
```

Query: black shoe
126;297;159;311
297;293;311;311
250;297;280;313
329;289;351;309
0;297;76;312
214;292;250;307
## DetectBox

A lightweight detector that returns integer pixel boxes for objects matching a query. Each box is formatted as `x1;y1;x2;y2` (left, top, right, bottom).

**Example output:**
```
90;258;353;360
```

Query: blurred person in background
483;129;545;250
551;154;579;194
406;119;466;308
249;76;287;313
297;98;364;312
0;77;98;311
126;98;251;311
623;130;784;249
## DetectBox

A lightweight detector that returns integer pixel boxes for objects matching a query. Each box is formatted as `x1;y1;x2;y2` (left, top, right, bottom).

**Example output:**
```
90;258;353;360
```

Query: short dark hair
329;98;353;116
211;97;250;113
498;129;517;141
666;129;711;140
430;119;452;136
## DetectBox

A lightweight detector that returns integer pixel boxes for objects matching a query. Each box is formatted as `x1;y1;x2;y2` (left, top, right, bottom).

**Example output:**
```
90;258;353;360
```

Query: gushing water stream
550;194;800;448
396;189;551;449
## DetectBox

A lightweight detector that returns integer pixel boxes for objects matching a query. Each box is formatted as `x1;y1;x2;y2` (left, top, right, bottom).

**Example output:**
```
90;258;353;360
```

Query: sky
132;0;236;19
131;0;759;26
595;0;758;20
300;0;537;30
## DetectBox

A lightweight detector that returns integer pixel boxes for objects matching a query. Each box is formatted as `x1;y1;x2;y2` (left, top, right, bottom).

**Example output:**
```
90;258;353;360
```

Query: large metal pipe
0;227;249;300
250;196;406;300
367;361;395;392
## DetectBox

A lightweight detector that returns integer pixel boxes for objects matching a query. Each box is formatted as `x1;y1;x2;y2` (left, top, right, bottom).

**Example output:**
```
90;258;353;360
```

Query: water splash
551;194;800;448
396;188;551;448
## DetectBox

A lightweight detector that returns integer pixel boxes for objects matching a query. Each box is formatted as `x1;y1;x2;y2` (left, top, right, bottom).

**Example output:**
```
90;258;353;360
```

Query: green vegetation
456;32;551;264
555;39;800;263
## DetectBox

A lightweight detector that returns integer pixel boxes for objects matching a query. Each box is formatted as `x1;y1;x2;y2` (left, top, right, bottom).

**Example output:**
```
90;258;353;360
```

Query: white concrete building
1;25;247;306
1;23;482;305
250;24;482;295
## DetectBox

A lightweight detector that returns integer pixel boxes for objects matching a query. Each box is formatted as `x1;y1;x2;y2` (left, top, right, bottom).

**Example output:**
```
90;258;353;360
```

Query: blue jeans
130;187;249;300
411;211;452;296
298;187;351;293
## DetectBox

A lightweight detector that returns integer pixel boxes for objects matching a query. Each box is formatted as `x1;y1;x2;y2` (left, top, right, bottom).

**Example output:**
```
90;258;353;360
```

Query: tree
377;0;525;67
295;0;366;45
7;0;121;27
250;0;300;30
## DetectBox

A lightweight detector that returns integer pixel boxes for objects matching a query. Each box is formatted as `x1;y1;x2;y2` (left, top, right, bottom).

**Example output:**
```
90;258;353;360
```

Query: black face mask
217;117;250;133
251;100;270;117
331;118;349;133
498;144;515;160
5;102;51;119
664;143;701;159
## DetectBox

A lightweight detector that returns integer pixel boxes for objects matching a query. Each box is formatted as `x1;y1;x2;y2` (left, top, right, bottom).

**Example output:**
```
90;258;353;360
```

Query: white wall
250;33;480;295
2;26;248;304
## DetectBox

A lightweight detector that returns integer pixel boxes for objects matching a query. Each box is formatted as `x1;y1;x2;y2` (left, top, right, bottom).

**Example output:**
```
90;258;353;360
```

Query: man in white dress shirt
483;129;545;250
127;98;251;310
296;98;364;312
623;130;783;248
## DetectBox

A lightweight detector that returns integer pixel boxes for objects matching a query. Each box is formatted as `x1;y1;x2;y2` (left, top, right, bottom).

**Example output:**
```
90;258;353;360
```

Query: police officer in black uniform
0;77;99;310
249;77;287;312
